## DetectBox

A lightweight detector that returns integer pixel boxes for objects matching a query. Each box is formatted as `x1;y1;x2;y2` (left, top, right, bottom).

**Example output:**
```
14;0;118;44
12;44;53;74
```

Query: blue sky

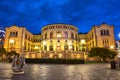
0;0;120;39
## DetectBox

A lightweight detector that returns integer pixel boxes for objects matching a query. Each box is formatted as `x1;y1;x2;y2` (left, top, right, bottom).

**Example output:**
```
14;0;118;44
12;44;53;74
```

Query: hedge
25;58;84;64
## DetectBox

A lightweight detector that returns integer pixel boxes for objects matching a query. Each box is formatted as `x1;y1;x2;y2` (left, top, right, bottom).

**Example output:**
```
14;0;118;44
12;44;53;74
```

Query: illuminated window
15;32;18;36
102;38;109;47
49;45;53;51
50;32;53;38
64;32;68;38
10;31;18;37
75;34;77;39
45;33;47;39
64;45;68;51
57;32;61;38
71;33;74;39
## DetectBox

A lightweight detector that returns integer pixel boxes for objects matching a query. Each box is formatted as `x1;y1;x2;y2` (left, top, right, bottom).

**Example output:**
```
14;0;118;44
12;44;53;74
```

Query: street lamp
110;46;114;49
81;39;85;63
118;33;120;38
9;39;14;43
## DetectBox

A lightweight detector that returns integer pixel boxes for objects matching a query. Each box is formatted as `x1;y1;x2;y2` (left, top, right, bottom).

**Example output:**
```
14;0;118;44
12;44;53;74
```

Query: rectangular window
15;32;18;36
102;38;109;47
106;30;109;35
49;45;53;51
100;30;103;35
101;30;109;36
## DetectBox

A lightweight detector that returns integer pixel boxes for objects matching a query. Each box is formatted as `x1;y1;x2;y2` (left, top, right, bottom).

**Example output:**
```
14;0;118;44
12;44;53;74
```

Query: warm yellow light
50;54;53;58
69;46;72;49
59;54;62;58
118;53;120;58
118;55;120;58
35;46;39;49
81;39;85;44
9;39;14;43
57;33;61;37
57;42;61;46
68;41;72;45
43;41;46;45
110;46;114;49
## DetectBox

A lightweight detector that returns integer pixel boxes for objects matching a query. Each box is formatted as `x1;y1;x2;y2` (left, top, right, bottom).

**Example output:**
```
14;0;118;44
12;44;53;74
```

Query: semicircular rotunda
41;24;78;52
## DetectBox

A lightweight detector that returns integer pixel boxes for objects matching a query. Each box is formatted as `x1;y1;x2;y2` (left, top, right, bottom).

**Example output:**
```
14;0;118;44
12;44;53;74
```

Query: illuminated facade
4;23;116;59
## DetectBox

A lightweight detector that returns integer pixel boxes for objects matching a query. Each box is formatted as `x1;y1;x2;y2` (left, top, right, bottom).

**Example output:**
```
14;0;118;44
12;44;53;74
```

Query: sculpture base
12;71;24;74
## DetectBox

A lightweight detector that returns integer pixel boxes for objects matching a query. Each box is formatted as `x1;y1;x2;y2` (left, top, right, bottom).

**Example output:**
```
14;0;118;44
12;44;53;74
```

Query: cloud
0;0;120;39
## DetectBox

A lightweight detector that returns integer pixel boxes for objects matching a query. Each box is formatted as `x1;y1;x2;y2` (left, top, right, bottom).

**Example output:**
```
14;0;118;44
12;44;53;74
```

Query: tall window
71;33;74;39
49;45;53;51
104;30;106;35
75;34;77;39
9;40;15;49
10;32;13;36
25;34;27;39
24;42;26;50
100;30;103;35
45;33;47;39
102;38;109;47
72;46;74;51
64;45;68;51
50;32;53;38
106;30;109;35
57;32;61;38
64;32;68;38
15;32;18;36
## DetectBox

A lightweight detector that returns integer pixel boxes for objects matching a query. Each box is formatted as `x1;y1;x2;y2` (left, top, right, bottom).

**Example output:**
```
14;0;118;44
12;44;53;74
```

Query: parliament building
4;23;116;59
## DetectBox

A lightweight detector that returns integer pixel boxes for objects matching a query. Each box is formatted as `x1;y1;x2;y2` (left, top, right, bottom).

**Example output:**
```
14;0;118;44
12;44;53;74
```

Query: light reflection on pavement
0;63;120;80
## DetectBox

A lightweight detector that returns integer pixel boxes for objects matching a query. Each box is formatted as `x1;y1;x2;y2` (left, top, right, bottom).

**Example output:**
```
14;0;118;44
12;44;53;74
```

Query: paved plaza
0;62;120;80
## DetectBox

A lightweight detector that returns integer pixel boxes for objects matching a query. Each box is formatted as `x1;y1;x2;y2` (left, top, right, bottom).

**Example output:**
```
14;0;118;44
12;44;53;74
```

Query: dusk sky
0;0;120;39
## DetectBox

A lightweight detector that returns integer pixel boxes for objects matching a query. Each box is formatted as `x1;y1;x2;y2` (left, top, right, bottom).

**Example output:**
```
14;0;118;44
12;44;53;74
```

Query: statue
12;55;26;74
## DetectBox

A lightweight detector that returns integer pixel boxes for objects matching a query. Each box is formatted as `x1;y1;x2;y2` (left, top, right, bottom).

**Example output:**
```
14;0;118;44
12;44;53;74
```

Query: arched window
15;32;18;36
71;33;74;39
64;32;68;38
64;44;68;51
57;32;61;38
45;33;47;39
75;34;77;39
72;45;74;51
50;32;53;38
49;45;53;51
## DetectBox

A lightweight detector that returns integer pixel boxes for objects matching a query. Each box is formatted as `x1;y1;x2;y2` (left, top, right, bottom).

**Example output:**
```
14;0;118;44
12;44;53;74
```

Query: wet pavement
0;63;120;80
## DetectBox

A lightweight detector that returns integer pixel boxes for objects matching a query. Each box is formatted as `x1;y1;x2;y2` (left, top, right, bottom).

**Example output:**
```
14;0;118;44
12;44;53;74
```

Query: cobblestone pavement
0;63;120;80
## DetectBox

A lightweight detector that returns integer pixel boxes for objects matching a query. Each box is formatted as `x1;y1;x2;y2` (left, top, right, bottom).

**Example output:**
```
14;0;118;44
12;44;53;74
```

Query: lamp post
81;39;85;63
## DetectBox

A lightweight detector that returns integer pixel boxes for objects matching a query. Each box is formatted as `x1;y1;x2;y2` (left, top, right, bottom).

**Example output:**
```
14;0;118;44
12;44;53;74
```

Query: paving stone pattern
0;63;120;80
